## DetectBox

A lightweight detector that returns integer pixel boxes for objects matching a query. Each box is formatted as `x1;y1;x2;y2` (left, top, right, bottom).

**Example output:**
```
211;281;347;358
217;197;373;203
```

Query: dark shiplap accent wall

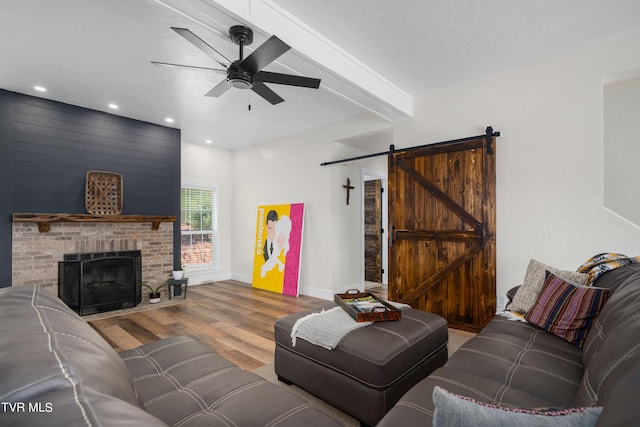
0;92;13;288
0;90;181;288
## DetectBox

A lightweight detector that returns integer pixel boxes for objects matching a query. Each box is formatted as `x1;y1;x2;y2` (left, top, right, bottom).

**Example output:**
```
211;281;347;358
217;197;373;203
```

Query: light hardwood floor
88;280;473;371
88;280;331;370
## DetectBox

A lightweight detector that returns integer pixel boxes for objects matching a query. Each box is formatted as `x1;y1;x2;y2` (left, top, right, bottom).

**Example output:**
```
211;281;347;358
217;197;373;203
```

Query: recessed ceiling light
108;103;119;109
34;86;46;92
205;139;212;144
165;117;174;123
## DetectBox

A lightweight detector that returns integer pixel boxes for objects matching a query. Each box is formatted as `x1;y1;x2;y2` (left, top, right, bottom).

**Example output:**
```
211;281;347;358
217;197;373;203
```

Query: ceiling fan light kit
152;25;321;105
227;65;252;90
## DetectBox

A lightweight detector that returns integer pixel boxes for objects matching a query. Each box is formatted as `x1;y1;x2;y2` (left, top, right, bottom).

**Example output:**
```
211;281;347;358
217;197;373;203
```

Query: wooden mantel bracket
12;213;176;233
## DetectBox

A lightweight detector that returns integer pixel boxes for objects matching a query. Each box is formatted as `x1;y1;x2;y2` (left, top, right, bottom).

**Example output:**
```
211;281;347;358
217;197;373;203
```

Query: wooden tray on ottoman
334;289;401;322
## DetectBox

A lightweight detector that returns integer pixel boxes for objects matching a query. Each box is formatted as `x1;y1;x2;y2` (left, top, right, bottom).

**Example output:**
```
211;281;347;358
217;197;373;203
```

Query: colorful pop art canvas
252;203;304;296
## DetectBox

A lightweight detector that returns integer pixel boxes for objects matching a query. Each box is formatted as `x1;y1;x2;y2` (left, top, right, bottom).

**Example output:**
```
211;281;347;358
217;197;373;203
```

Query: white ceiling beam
194;0;414;120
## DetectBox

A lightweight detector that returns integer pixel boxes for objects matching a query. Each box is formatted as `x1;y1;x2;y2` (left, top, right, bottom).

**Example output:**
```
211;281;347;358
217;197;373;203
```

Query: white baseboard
230;273;252;284
298;287;333;301
228;273;363;302
185;270;231;285
300;283;364;301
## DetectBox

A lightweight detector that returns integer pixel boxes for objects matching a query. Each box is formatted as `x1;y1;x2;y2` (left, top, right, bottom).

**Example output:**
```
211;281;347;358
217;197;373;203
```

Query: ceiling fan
152;26;321;105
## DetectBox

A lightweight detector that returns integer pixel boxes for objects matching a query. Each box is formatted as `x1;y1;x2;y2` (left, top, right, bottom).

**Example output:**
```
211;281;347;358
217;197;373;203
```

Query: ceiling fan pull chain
248;89;251;111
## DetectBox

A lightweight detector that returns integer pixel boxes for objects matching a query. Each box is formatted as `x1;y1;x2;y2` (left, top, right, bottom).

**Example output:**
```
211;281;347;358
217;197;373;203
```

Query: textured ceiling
1;0;639;149
273;0;640;94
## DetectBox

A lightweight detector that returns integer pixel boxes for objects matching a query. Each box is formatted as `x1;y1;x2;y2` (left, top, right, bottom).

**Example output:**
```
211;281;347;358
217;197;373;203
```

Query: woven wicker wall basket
85;170;123;215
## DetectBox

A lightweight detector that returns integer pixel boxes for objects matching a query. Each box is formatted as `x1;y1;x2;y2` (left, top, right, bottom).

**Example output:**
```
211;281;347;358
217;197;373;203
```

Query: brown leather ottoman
274;307;448;426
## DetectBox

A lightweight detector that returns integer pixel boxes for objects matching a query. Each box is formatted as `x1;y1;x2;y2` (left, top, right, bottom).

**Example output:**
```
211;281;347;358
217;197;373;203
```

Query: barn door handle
390;224;395;248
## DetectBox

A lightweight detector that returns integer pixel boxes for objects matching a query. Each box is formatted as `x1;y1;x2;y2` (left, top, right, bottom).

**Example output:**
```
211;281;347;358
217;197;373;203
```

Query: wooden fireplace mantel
12;213;177;233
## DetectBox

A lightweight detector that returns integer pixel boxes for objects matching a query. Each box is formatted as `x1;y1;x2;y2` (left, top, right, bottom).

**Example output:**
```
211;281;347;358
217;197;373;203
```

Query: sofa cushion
377;314;585;427
377;370;580;427
120;335;342;427
593;364;640;427
442;315;584;406
509;259;587;314
0;285;140;407
575;263;640;412
432;386;602;427
525;271;609;348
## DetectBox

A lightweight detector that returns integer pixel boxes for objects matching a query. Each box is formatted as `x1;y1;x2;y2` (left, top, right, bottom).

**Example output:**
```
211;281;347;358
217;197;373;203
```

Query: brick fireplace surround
12;222;174;301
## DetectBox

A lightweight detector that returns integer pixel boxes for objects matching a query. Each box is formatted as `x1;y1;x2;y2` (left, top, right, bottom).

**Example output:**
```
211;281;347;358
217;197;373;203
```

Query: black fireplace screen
58;250;142;315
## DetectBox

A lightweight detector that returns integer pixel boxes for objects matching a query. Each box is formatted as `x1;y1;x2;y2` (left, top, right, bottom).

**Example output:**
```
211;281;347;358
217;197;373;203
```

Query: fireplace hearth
58;250;142;315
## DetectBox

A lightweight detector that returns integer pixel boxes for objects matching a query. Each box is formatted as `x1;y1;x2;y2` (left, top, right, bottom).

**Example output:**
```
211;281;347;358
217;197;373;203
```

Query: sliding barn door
388;135;496;332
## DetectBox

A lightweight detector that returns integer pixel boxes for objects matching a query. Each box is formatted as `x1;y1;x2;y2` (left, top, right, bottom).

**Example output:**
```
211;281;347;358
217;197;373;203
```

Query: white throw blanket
290;307;372;350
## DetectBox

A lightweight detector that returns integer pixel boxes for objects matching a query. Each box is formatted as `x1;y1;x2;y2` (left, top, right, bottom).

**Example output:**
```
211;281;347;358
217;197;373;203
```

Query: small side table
167;278;188;300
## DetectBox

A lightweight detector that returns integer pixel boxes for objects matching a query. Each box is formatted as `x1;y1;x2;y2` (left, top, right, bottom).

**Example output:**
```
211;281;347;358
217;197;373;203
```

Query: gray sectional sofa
3;263;639;426
377;263;640;426
0;285;341;426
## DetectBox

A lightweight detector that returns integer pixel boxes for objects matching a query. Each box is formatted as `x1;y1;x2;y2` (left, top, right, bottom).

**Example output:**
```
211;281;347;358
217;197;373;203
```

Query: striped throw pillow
525;271;609;348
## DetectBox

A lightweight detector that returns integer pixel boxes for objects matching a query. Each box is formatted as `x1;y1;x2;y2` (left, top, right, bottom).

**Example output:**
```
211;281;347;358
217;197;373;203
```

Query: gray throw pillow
432;387;602;427
508;259;587;314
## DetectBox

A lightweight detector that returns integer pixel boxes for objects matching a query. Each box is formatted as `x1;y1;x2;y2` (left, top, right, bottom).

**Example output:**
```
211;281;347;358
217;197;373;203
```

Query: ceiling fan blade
205;80;231;97
251;81;284;105
151;61;227;74
240;35;290;73
171;27;230;68
256;71;321;88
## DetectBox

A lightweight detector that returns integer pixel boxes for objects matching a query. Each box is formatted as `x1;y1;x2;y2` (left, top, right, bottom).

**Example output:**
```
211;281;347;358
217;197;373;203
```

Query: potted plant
173;257;184;280
141;283;162;304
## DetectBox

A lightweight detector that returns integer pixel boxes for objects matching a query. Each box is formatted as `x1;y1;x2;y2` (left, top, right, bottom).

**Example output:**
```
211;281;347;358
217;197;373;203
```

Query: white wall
181;142;233;284
604;75;640;226
185;32;640;305
229;113;389;299
392;32;640;300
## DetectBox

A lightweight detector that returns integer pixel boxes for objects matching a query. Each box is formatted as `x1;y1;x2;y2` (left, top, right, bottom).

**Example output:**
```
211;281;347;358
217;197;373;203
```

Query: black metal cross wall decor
343;178;355;205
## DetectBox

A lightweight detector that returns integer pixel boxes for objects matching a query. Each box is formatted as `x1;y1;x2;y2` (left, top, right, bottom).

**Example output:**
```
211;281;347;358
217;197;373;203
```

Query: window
180;186;218;269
